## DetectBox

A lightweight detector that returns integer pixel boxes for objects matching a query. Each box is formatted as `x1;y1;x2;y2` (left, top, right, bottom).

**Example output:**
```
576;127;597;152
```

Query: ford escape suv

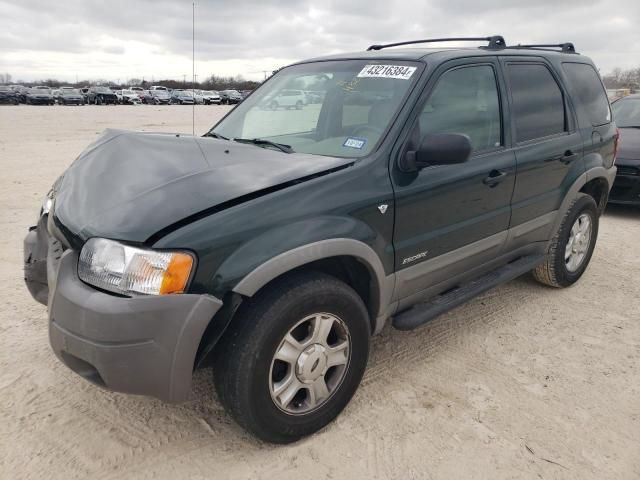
24;36;617;443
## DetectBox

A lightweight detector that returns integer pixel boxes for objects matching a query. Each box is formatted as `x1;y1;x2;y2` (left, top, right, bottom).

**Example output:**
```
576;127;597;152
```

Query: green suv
24;36;618;443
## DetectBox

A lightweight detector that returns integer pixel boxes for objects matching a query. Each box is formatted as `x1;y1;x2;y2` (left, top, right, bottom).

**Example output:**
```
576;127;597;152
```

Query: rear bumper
24;219;224;403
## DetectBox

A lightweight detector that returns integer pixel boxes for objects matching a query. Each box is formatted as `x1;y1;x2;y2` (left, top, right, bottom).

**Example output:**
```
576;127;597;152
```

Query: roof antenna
192;1;195;136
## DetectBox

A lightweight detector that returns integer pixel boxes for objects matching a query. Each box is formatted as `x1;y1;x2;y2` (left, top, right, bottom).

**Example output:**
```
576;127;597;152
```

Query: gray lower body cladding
24;221;223;403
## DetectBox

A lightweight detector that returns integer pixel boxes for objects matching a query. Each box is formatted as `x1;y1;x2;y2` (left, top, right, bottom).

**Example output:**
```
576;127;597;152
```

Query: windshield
29;88;50;94
122;90;134;94
211;60;421;157
95;87;111;93
612;98;640;127
63;89;81;95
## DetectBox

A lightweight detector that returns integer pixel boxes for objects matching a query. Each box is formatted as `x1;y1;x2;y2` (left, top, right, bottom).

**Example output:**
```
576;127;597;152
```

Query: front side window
562;62;611;126
211;60;422;158
419;65;502;152
507;64;566;142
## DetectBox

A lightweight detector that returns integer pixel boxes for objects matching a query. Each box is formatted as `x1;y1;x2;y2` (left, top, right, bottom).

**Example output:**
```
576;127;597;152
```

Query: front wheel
532;193;599;288
214;271;370;443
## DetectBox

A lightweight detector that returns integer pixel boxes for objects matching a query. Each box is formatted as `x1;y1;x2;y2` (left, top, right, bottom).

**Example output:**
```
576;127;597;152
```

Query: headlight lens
78;238;194;296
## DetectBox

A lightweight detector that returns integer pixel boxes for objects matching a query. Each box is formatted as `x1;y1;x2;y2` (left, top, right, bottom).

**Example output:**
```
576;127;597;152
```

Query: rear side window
507;64;566;142
562;63;611;126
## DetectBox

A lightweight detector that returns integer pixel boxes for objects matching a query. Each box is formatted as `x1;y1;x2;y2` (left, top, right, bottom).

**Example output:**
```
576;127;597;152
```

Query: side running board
392;254;544;331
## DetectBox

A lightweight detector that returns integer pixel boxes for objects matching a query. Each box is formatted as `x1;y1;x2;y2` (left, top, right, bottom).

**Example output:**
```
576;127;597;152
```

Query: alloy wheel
269;313;351;415
565;212;592;272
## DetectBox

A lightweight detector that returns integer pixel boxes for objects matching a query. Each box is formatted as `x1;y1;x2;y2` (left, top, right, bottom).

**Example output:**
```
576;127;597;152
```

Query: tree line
602;66;640;90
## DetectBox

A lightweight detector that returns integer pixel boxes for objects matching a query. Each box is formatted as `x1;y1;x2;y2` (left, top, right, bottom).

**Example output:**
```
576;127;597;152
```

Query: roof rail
366;35;506;51
512;43;576;53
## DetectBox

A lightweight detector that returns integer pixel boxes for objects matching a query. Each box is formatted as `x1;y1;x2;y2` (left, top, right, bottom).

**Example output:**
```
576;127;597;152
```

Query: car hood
618;128;640;161
53;129;352;243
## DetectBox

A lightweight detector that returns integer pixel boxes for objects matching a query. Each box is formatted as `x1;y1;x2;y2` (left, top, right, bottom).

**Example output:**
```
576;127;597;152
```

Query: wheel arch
232;239;393;333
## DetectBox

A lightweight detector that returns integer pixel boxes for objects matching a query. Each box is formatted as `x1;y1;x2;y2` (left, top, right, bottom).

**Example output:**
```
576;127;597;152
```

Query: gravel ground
1;105;639;480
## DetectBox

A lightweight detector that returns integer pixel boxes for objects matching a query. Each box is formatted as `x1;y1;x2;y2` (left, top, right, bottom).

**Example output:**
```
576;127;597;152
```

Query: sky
0;0;638;84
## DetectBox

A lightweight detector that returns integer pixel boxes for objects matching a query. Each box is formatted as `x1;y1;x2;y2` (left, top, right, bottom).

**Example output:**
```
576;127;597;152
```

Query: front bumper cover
24;220;224;403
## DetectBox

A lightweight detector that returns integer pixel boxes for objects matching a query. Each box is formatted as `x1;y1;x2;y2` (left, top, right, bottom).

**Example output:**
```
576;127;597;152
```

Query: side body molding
233;238;395;334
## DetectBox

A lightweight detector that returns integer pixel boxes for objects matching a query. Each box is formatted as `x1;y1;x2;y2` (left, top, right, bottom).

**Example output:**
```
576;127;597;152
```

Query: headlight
78;238;194;296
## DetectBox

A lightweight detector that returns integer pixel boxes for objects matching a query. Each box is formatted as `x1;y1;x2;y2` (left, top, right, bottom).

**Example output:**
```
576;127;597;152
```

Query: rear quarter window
561;62;611;126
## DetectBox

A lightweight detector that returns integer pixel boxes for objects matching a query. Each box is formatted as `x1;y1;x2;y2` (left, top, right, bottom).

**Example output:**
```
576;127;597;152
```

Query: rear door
501;58;584;239
391;57;516;301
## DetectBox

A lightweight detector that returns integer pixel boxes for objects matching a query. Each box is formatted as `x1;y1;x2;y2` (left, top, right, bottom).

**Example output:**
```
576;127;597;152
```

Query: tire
214;271;370;443
532;193;599;288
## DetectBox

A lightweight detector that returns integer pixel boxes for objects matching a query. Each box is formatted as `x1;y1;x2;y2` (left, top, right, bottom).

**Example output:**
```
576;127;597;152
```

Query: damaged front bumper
23;215;224;402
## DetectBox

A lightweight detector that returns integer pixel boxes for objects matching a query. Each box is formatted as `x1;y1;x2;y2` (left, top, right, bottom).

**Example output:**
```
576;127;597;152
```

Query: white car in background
115;89;142;105
201;90;221;105
265;89;306;110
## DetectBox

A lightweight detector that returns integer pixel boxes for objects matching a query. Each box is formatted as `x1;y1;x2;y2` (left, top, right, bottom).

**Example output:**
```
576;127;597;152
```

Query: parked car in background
201;90;221;105
17;87;30;103
58;89;85;105
87;86;118;105
79;87;90;104
240;90;253;99
149;89;171;105
138;90;152;104
52;89;62;103
304;90;325;104
150;85;168;92
26;87;54;105
264;89;306;110
609;94;640;205
219;89;242;104
170;89;195;105
9;84;24;92
130;86;144;93
0;86;19;104
192;90;205;104
117;89;142;105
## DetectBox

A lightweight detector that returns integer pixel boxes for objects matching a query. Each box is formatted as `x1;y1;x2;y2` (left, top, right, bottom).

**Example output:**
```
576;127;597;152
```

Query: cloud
0;0;638;82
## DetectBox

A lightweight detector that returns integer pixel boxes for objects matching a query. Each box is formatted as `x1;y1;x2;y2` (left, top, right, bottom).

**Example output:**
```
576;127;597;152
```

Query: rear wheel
532;193;599;288
214;271;370;443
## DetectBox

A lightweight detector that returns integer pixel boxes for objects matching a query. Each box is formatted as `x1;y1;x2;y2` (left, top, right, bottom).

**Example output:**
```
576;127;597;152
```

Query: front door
391;58;515;301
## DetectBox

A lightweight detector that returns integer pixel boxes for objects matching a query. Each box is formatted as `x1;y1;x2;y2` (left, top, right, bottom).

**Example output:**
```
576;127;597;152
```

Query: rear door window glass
507;64;566;142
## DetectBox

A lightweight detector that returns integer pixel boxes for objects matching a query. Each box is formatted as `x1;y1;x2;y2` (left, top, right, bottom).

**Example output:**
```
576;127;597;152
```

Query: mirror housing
401;133;472;172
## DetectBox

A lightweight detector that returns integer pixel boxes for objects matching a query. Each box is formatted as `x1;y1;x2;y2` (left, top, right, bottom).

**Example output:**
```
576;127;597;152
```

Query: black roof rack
511;43;577;53
366;35;506;51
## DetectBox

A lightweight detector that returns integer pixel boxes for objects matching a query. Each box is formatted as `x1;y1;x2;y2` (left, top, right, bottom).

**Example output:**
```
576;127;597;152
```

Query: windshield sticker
343;137;367;149
357;64;417;80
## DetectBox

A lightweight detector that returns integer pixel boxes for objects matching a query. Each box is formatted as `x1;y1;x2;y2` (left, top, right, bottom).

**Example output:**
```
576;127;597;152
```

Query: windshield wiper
619;125;640;129
203;131;229;140
232;137;294;154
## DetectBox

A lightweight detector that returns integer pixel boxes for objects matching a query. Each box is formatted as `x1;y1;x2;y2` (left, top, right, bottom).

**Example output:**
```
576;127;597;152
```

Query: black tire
214;271;370;443
532;193;599;288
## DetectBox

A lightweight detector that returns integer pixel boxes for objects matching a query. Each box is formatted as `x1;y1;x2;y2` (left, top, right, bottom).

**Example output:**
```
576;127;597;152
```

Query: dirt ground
1;105;639;480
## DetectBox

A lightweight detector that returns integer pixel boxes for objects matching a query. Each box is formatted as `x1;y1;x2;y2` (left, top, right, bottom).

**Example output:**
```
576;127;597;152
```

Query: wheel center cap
296;344;328;383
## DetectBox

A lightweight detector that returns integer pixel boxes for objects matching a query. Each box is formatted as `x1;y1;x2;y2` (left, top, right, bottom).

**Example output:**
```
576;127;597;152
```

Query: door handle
545;150;577;164
483;170;507;187
560;150;577;164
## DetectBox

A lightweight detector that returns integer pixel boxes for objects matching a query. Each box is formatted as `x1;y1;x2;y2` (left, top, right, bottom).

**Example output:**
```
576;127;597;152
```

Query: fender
223;221;395;334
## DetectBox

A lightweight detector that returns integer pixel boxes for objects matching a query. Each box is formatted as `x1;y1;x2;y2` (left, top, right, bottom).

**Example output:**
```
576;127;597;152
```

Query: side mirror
401;133;472;172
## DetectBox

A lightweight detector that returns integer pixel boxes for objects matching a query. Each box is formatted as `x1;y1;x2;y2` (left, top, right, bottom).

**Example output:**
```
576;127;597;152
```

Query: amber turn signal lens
160;253;194;294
